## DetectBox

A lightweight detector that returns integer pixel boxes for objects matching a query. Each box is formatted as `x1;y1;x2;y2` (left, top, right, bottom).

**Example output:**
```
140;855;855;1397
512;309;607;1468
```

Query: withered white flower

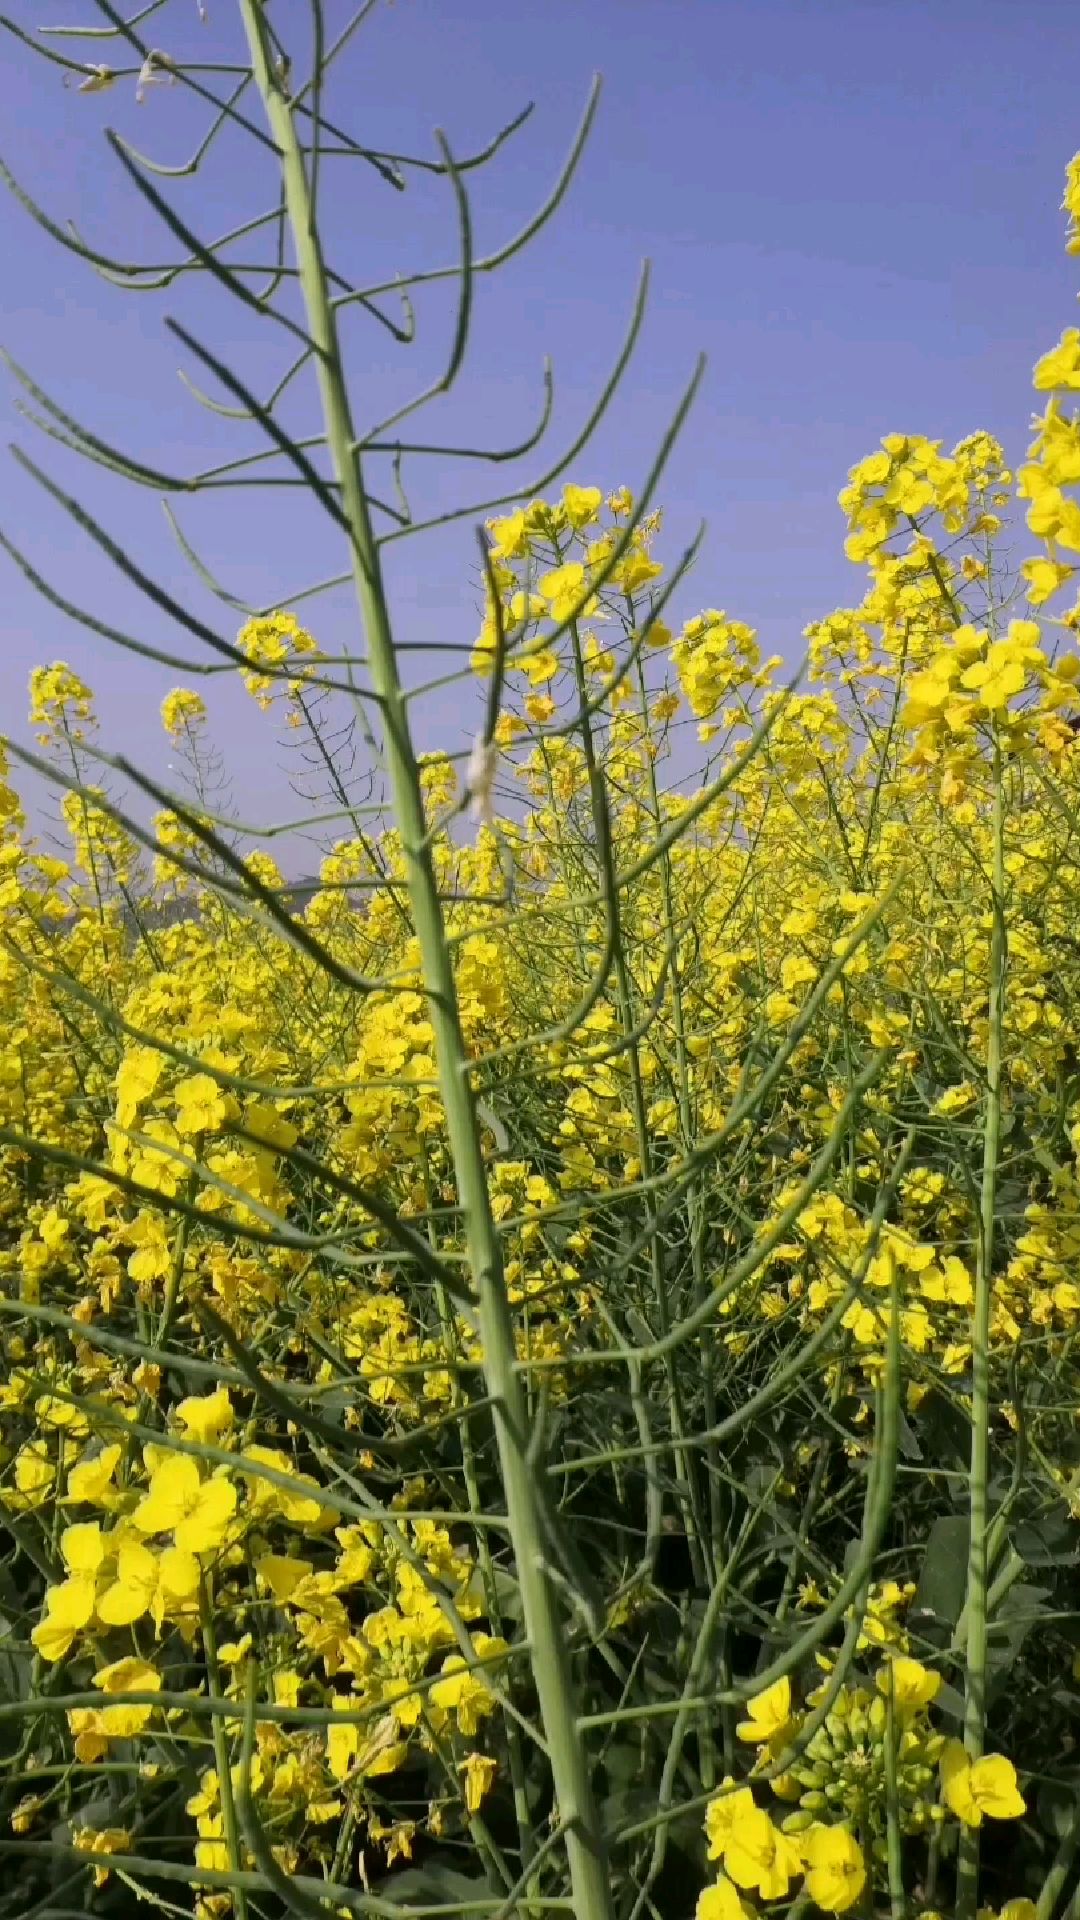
466;732;498;832
71;64;116;94
136;50;176;104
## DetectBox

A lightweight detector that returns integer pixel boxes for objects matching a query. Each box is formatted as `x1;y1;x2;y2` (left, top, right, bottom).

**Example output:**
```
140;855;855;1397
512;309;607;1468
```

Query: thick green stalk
883;1680;905;1920
956;739;1006;1920
200;1578;249;1920
238;14;612;1916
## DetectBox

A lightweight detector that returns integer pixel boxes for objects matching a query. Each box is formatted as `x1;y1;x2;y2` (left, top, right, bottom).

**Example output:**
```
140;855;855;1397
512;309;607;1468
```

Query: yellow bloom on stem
920;1256;974;1307
173;1073;235;1137
562;484;603;529
73;1826;133;1888
114;1047;164;1128
59;1522;107;1578
460;1751;498;1813
1022;557;1075;605
31;1522;106;1659
77;1658;163;1743
175;1388;234;1446
9;1440;54;1511
1033;329;1080;391
941;1740;1026;1825
132;1455;236;1555
63;1443;122;1508
160;688;206;737
876;1654;941;1713
32;1576;97;1661
486;510;528;561
158;1545;201;1601
800;1823;867;1913
705;1780;758;1860
93;1654;161;1696
736;1673;795;1745
696;1876;750;1920
537;562;591;623
723;1804;802;1899
616;550;664;593
327;1705;359;1783
96;1540;160;1627
430;1652;500;1737
959;651;1026;712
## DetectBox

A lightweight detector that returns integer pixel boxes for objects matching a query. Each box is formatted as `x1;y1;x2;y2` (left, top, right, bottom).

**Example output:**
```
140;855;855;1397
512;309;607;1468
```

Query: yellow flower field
3;10;1080;1920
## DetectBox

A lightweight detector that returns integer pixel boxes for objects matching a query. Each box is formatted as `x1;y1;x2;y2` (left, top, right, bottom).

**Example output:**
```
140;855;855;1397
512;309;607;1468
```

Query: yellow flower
1034;329;1080;391
616;550;664;592
959;651;1026;712
562;484;603;529
940;1741;1026;1826
62;1444;122;1508
175;1388;235;1446
460;1751;497;1813
115;1047;165;1129
327;1706;359;1783
241;1100;298;1151
32;1575;97;1661
160;688;207;737
1022;557;1075;605
920;1257;974;1306
876;1655;941;1713
736;1674;796;1746
126;1211;172;1288
10;1795;45;1834
705;1780;758;1860
78;1658;163;1743
73;1826;133;1888
537;562;588;623
173;1073;235;1137
30;1521;108;1659
195;1812;229;1874
800;1824;867;1913
132;1456;237;1555
723;1804;802;1900
158;1545;201;1600
328;1707;407;1783
8;1440;55;1511
93;1654;161;1695
486;511;529;561
696;1877;749;1920
96;1540;160;1627
430;1639;507;1736
239;1445;332;1527
255;1554;314;1602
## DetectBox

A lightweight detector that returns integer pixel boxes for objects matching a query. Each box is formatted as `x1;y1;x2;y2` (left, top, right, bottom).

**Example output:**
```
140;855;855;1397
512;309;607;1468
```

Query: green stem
200;1577;249;1920
238;18;613;1916
957;737;1006;1920
884;1680;905;1920
1036;1793;1080;1920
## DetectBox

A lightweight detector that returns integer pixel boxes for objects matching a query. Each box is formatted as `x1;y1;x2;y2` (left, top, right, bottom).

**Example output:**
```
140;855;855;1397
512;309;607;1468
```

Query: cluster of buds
777;1677;944;1853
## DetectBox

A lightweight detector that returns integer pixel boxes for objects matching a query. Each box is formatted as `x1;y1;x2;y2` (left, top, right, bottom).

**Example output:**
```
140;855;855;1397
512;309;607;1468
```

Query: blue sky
1;0;1078;853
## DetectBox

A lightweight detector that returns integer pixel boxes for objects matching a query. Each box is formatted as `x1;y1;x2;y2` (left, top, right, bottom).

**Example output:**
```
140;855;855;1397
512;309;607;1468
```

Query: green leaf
985;1580;1052;1701
1036;1780;1078;1840
1008;1501;1079;1570
376;1863;496;1903
913;1515;969;1627
933;1680;966;1726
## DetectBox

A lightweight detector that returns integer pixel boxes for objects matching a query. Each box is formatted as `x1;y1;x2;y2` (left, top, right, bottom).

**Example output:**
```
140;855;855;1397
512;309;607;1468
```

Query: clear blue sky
1;0;1078;851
